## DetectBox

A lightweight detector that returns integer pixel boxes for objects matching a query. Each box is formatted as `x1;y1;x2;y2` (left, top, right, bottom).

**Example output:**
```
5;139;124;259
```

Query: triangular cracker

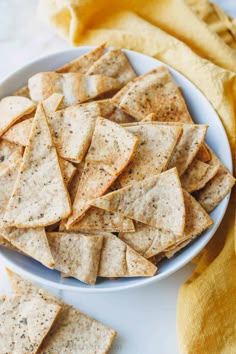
98;233;157;277
0;140;23;172
119;190;213;258
47;102;100;162
3;103;71;228
57;43;106;73
3;93;64;148
167;123;207;175
2;118;33;146
64;165;134;232
0;159;22;219
67;117;138;227
0;96;36;136
181;154;220;193
42;92;64;114
58;158;77;186
47;232;103;284
28;72;122;106
195;161;235;212
7;270;116;353
0;235;19;251
97;99;135;123
112;66;193;122
0;294;60;354
63;207;135;233
118;122;182;185
93;168;185;236
0;227;54;268
87;48;136;84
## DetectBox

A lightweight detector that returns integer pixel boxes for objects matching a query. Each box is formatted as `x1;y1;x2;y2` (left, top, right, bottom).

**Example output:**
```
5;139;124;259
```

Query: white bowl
0;47;232;292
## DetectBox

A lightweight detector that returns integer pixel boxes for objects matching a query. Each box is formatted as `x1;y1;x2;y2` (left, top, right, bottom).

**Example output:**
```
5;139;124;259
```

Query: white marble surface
0;1;235;353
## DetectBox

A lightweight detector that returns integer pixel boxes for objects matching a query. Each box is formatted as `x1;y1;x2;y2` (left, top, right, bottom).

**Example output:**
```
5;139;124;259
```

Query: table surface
0;1;235;353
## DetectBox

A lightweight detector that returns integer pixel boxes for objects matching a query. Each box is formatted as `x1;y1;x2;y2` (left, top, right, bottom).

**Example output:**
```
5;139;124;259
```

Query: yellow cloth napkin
38;0;236;352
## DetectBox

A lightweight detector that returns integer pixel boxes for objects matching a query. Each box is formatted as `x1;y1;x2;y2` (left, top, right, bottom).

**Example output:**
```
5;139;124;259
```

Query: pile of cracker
0;269;116;353
0;44;235;285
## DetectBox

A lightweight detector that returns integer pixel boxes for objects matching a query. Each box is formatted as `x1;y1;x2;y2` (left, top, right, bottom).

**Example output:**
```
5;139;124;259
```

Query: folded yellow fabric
38;1;236;353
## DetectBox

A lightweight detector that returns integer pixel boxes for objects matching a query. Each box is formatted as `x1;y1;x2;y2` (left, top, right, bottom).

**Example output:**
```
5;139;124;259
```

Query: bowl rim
0;46;233;293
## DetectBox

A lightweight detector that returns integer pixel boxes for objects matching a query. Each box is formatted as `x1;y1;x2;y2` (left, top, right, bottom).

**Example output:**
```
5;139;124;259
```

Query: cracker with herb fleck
181;154;220;193
119;190;213;259
3;103;71;228
93;168;185;236
28;72;122;106
112;66;193;122
0;235;19;251
0;139;23;172
97;99;135;123
2;118;33;146
0;294;60;354
0;96;36;137
2;93;63;147
0;227;55;268
87;48;136;85
58;158;77;186
42;92;64;113
98;232;157;277
118;122;182;186
47;232;103;284
0;159;22;220
47;102;100;162
57;43;106;73
195;162;235;212
62;206;135;233
7;270;117;353
67;117;138;227
167;123;207;175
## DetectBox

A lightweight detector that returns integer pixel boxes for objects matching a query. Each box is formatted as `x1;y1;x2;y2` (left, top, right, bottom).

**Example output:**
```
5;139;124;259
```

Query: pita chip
47;232;103;284
28;72;122;106
196;143;211;162
87;48;136;85
47;102;100;162
2;118;33;147
0;140;23;171
57;43;106;73
58;158;77;186
167;124;207;175
195;162;235;212
68;163;85;202
3;94;64;148
0;235;19;251
3;103;71;228
0;227;55;268
65;206;135;233
13;85;30;98
0;159;22;220
181;154;220;193
0;96;36;137
0;295;60;354
64;164;133;232
42;92;64;114
93;168;186;236
112;66;193;122
97;99;135;123
67;118;138;226
98;233;157;277
118;122;182;185
7;270;117;353
119;190;213;259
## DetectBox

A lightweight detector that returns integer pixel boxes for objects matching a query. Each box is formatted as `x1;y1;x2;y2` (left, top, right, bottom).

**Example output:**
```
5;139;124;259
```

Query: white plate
0;47;232;292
